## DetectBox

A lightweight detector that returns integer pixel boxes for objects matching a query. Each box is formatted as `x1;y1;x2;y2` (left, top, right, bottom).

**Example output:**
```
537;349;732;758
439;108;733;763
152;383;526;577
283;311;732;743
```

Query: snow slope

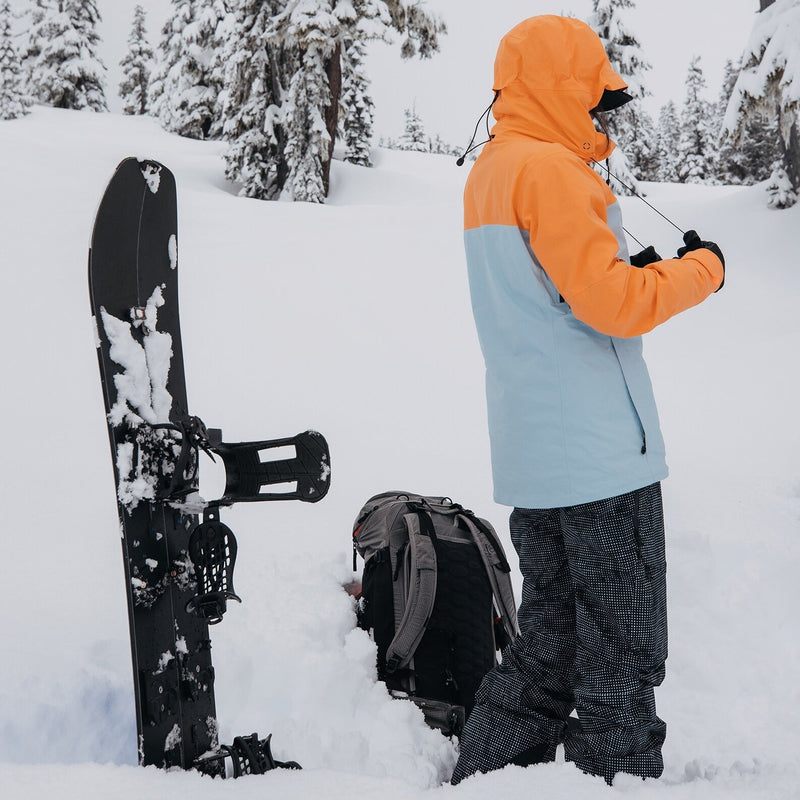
0;108;798;799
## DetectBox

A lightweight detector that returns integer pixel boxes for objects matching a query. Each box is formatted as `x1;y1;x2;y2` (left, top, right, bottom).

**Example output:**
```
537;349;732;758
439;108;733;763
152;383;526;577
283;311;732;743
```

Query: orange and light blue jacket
464;16;724;508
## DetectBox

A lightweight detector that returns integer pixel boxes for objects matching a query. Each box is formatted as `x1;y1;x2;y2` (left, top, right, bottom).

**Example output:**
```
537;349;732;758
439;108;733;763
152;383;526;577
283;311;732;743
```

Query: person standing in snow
452;15;724;785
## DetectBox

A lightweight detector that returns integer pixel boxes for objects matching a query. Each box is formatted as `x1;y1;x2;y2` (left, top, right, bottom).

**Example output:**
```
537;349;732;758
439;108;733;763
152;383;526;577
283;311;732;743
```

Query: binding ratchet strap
384;511;438;674
148;415;214;500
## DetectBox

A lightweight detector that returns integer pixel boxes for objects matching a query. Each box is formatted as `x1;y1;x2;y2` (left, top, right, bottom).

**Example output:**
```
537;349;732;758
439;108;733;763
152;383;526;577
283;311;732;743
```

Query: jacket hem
493;467;669;510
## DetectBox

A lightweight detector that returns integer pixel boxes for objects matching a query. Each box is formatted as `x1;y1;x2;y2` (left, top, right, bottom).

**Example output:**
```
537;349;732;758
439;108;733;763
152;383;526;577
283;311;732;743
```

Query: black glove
676;230;725;291
630;245;662;268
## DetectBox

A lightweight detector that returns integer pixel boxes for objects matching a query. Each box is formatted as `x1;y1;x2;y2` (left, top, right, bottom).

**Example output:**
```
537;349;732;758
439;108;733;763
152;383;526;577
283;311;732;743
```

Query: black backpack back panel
412;536;496;714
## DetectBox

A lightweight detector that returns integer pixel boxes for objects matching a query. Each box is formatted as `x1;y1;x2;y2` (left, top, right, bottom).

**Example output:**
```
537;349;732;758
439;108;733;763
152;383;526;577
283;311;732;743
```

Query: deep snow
0;108;798;799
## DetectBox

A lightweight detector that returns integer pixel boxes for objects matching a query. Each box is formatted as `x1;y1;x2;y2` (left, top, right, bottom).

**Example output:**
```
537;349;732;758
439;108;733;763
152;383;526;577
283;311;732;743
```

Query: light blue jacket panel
465;212;668;509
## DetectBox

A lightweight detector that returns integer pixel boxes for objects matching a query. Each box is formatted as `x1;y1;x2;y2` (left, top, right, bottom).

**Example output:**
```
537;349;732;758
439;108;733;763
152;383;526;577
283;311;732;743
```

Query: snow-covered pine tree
430;134;457;156
28;0;107;112
589;0;654;190
220;0;285;199
335;0;442;171
654;100;681;182
148;0;191;127
716;57;779;184
221;0;446;202
0;0;31;120
341;37;373;166
725;0;800;206
397;103;427;151
716;58;753;184
677;56;715;183
281;0;337;202
622;106;658;180
21;0;49;93
384;0;444;59
149;0;228;139
766;162;798;207
119;5;154;116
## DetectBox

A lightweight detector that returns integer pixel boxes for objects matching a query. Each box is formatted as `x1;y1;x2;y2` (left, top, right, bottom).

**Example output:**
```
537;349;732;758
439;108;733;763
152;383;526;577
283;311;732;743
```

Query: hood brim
591;88;634;113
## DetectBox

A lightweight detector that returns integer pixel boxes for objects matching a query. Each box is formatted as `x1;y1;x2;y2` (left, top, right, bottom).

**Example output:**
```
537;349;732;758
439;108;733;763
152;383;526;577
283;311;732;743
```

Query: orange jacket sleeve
521;153;724;338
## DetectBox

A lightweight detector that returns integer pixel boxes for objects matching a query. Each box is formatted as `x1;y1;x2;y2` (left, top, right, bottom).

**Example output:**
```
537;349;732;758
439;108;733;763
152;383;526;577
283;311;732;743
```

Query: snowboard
89;158;330;773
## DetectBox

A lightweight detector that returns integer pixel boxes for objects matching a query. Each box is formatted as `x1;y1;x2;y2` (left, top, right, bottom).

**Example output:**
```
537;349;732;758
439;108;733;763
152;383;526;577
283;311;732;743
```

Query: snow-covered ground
1;108;798;799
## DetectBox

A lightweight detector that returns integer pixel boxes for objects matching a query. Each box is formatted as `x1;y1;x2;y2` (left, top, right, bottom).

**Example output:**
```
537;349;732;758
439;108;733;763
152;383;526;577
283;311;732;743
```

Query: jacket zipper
608;340;648;458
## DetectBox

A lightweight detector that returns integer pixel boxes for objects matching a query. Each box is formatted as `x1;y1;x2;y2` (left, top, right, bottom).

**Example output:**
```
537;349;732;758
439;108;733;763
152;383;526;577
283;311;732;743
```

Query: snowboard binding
151;416;331;624
141;415;331;507
195;732;302;778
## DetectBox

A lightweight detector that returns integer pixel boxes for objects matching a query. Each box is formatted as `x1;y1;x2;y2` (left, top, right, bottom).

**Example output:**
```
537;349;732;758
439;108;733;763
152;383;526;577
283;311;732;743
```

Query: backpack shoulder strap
457;513;520;642
384;511;438;674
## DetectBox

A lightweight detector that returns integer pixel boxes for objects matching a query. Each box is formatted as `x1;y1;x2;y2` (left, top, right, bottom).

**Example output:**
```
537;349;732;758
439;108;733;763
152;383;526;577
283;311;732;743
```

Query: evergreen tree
624;107;658;180
381;112;458;157
341;37;373;166
119;5;154;116
766;162;797;208
677;56;714;183
725;0;800;205
654;100;680;182
0;0;31;119
601;145;638;196
21;0;50;94
219;0;284;200
590;0;654;188
715;58;752;184
149;0;228;139
221;0;446;202
429;133;457;156
281;0;337;202
383;0;445;59
147;0;191;127
28;0;108;111
716;58;779;184
397;104;427;151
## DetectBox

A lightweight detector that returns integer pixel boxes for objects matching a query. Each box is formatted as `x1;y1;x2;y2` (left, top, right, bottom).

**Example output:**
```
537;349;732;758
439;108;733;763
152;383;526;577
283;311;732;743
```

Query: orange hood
491;16;627;161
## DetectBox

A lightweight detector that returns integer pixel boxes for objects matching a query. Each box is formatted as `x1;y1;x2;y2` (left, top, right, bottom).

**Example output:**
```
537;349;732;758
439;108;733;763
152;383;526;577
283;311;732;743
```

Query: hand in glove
629;245;662;268
677;230;725;291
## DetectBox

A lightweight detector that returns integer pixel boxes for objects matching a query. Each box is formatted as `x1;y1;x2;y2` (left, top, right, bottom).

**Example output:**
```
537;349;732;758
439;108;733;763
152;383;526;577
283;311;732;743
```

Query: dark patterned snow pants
451;483;667;785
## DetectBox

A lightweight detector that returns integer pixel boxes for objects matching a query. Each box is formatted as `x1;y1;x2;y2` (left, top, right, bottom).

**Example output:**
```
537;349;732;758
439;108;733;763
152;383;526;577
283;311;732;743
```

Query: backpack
352;492;519;735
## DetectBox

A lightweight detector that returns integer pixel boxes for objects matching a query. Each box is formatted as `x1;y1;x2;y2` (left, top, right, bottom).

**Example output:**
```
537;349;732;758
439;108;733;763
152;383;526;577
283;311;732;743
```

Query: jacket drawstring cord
591;157;686;237
456;91;500;166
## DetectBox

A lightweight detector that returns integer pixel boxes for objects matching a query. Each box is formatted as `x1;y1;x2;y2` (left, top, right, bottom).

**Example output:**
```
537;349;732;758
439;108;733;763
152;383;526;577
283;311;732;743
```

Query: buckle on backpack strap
385;654;401;674
389;691;465;737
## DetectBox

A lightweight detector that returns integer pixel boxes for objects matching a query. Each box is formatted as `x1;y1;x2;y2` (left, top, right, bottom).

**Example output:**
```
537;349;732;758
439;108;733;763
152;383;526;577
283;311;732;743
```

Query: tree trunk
323;41;342;197
267;45;289;198
781;118;800;191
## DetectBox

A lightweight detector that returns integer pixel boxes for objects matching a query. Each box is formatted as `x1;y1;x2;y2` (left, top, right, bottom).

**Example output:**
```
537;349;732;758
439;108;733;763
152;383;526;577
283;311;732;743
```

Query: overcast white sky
12;0;760;146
